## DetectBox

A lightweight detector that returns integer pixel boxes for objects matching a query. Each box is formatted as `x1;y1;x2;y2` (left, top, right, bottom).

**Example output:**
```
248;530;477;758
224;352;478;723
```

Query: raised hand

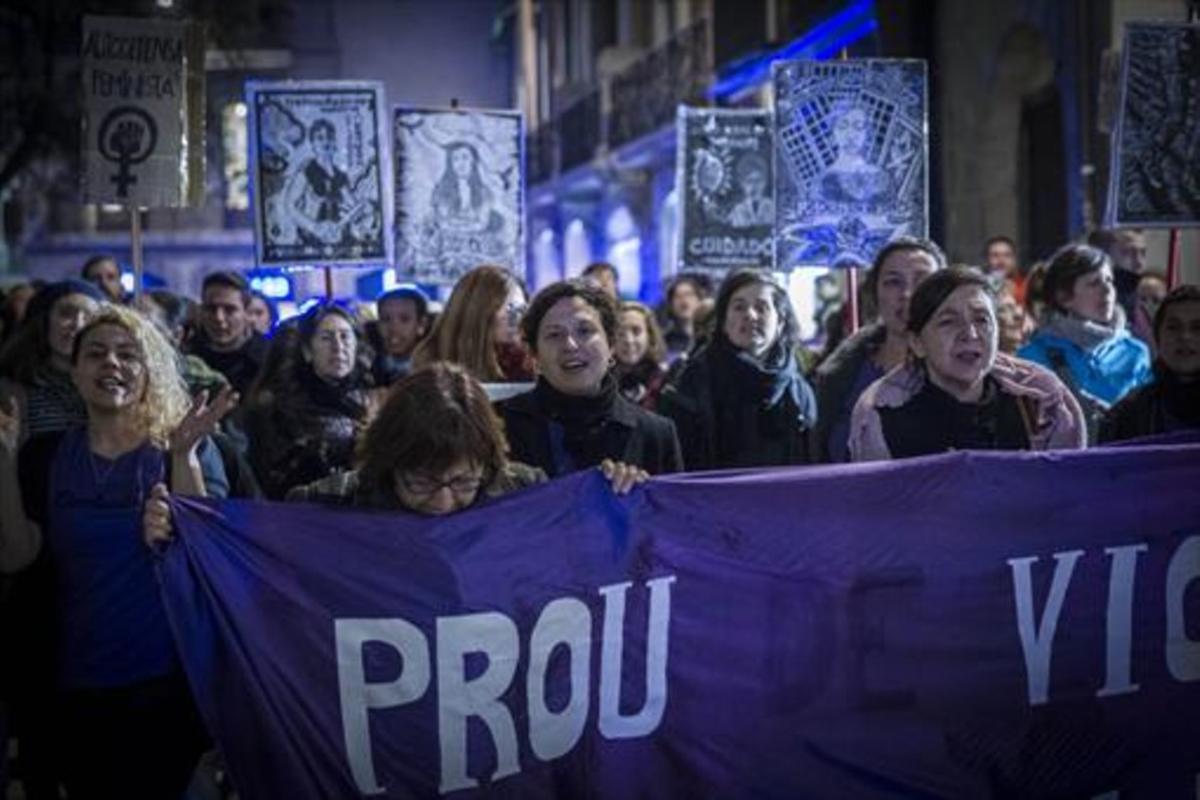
599;459;649;496
169;385;239;457
0;397;20;459
142;482;174;548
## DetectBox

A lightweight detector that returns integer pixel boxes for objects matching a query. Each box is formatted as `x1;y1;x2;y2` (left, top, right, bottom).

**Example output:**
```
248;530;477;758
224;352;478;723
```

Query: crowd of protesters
0;226;1196;797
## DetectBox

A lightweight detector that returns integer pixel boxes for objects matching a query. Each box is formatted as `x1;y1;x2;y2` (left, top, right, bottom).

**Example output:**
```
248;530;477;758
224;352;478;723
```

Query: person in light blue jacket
1019;243;1152;441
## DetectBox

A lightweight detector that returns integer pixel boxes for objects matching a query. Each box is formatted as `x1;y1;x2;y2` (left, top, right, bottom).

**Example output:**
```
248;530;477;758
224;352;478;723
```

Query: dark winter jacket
187;331;269;396
245;365;376;499
658;337;818;471
499;377;683;478
810;322;887;463
1099;370;1200;443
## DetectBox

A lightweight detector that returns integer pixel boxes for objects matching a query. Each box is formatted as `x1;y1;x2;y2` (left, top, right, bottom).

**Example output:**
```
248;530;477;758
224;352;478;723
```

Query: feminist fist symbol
97;106;158;199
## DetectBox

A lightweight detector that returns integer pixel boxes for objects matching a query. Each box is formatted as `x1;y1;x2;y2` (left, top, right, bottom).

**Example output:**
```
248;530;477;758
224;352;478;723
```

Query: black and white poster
394;107;524;283
81;15;202;207
773;59;927;269
1109;22;1200;227
246;81;391;266
676;107;774;272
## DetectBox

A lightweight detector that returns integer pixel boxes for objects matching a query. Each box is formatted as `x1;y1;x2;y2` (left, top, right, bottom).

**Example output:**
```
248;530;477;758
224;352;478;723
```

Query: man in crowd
372;285;430;384
1087;228;1147;324
81;254;126;303
582;262;620;299
983;235;1026;304
187;271;269;396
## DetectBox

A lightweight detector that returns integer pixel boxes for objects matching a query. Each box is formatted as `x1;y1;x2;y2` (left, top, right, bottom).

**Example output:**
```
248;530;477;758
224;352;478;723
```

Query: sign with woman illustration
246;81;392;266
393;106;524;283
773;59;927;269
1108;22;1200;227
676;107;775;273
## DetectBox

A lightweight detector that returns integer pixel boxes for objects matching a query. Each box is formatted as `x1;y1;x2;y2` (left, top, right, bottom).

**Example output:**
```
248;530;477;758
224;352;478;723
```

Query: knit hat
25;279;106;322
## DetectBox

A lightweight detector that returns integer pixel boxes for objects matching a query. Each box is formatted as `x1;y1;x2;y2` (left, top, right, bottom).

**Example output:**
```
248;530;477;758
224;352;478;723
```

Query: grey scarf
1038;307;1126;352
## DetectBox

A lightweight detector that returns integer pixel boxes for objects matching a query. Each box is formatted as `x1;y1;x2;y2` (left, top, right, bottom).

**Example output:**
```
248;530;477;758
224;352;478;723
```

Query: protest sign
676;107;774;273
81;15;203;208
774;59;927;268
247;81;392;266
394;107;524;283
1108;22;1200;227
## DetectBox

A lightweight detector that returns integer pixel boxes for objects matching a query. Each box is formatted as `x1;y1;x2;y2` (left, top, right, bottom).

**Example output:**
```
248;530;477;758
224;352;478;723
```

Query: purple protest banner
160;442;1200;799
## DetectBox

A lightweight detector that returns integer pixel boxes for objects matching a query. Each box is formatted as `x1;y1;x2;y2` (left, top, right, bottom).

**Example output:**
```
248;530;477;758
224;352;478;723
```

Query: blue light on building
708;0;879;103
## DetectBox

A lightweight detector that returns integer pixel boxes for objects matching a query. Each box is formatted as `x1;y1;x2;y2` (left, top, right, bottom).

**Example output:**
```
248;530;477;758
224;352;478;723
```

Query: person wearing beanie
849;267;1085;461
0;279;105;443
370;285;430;385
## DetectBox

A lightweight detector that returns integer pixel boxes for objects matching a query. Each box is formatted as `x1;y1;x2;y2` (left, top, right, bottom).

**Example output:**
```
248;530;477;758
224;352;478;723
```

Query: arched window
604;205;641;297
658;189;679;283
222;101;249;211
532;226;561;290
564;219;591;278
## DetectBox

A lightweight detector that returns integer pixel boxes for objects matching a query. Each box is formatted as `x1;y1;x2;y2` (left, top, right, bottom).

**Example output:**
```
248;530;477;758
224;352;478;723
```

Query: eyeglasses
503;302;527;326
396;471;484;496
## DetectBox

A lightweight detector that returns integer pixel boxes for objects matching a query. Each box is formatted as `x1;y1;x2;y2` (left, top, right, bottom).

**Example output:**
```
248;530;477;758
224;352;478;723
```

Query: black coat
810;322;887;463
659;341;817;472
187;331;269;396
499;389;683;477
1099;374;1200;443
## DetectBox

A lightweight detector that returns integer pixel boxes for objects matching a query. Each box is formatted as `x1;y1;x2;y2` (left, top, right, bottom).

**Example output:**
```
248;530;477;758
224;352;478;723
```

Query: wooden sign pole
131;206;144;302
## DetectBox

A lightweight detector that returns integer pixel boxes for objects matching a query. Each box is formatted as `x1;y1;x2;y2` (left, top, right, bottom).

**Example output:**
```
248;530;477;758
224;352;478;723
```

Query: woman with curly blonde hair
0;304;235;798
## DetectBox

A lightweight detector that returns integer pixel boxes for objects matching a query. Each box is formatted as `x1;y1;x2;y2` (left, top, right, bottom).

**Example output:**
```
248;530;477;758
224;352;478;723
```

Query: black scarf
709;336;798;409
615;359;661;403
1157;367;1200;428
533;374;619;468
706;337;804;464
295;361;369;421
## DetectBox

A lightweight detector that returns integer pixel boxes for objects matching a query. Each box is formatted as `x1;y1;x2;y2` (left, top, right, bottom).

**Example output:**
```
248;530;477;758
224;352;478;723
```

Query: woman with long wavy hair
0;305;233;798
411;264;533;382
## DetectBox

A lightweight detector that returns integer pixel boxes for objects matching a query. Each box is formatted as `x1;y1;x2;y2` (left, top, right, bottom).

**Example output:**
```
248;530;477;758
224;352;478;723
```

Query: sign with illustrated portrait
81;15;204;207
393;106;524;283
773;59;927;269
676;107;774;273
246;81;392;266
1108;22;1200;227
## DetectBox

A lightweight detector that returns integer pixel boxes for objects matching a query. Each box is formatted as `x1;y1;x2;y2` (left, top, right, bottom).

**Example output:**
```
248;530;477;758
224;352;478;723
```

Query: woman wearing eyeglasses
142;364;646;536
283;362;545;514
411;265;534;382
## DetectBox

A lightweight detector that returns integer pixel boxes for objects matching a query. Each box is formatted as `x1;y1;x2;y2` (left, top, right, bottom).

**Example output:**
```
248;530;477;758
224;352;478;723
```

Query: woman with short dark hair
659;269;817;470
810;236;946;462
1019;243;1152;440
499;280;682;478
849;267;1085;460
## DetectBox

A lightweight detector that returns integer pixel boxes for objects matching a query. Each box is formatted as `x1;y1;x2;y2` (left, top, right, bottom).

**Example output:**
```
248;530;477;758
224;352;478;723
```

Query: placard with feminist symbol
81;16;203;207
